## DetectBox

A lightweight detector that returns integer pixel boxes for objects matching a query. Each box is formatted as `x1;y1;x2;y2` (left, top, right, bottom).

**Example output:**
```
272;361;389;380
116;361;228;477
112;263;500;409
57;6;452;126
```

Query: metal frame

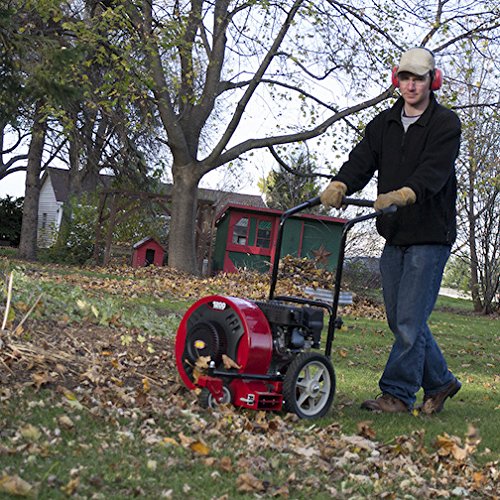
268;196;396;357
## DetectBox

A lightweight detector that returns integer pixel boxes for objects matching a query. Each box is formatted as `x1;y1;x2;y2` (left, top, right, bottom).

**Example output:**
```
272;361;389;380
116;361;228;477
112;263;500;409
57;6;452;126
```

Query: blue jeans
379;244;456;408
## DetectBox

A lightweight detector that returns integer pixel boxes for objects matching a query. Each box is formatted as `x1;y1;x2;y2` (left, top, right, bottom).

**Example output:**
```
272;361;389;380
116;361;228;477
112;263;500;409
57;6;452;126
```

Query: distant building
37;168;113;247
132;237;165;267
212;203;345;273
37;167;267;254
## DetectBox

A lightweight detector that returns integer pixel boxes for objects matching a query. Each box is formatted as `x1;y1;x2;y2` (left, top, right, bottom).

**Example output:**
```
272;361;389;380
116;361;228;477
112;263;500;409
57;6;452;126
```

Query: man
320;47;462;414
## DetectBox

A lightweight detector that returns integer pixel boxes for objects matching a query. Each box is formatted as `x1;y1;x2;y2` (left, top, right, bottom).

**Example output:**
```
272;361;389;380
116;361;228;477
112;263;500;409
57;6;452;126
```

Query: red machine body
175;295;284;411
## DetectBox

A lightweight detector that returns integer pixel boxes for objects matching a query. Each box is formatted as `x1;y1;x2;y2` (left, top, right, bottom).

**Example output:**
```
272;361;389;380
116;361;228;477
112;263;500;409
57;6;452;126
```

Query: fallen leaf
20;424;41;441
293;446;319;458
222;354;241;370
32;372;52;391
192;355;211;383
194;356;211;370
142;377;151;393
162;437;178;446
0;474;34;497
236;472;265;492
57;415;75;430
61;477;79;496
435;433;468;461
190;440;210;456
357;420;376;440
219;456;232;472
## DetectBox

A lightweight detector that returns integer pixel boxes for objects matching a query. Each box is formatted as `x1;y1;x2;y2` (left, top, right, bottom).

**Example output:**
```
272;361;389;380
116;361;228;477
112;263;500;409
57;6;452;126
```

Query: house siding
37;177;62;247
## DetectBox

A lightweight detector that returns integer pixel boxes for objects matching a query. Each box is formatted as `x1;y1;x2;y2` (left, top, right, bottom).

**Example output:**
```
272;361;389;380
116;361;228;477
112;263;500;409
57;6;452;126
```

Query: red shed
132;237;165;267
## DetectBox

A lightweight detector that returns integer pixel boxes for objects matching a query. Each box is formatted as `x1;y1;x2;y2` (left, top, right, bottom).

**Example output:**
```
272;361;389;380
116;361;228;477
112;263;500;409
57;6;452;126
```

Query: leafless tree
452;42;499;313
118;0;499;273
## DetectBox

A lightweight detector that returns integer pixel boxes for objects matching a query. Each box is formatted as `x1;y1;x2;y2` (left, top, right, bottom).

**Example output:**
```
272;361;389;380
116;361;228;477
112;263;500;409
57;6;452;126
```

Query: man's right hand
320;181;347;209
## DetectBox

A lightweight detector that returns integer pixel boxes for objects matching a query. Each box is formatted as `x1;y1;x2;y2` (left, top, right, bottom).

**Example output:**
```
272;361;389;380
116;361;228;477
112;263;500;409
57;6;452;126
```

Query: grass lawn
330;308;499;457
1;258;499;498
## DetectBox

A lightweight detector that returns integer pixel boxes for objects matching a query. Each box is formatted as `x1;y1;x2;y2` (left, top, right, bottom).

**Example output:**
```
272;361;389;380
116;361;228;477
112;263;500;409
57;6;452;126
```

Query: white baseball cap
397;48;435;76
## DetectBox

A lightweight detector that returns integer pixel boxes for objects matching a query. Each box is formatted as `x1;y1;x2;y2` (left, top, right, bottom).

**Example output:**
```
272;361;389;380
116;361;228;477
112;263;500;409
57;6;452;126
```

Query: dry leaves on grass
18;261;386;319
1;320;499;498
1;264;498;497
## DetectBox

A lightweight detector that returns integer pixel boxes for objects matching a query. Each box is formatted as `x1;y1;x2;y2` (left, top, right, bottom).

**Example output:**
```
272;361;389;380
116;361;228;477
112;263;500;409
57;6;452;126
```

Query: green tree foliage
259;152;321;211
0;195;23;245
0;3;24;124
442;255;471;292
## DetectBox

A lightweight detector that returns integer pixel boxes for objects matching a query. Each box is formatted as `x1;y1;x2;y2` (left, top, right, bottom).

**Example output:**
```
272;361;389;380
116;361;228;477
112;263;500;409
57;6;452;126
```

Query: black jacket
334;94;461;245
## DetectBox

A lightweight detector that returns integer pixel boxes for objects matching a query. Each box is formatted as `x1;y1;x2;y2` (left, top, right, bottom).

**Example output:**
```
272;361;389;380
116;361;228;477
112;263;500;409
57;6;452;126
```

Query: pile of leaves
12;259;386;322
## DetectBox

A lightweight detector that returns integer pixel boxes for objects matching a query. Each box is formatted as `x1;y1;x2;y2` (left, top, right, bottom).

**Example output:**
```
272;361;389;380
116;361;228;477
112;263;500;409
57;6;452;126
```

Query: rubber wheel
283;352;335;419
198;386;232;409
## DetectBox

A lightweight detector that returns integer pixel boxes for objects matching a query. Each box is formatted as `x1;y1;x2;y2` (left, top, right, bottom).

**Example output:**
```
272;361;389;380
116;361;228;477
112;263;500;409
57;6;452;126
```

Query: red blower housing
175;293;335;418
176;295;273;388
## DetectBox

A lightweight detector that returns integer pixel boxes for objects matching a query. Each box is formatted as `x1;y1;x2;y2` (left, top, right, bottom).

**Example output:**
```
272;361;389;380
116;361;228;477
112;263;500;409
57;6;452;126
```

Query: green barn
212;204;345;274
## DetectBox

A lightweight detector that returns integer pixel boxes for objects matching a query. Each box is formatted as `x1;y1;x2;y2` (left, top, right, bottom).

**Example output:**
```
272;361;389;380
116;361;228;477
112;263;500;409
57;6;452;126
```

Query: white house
38;170;63;247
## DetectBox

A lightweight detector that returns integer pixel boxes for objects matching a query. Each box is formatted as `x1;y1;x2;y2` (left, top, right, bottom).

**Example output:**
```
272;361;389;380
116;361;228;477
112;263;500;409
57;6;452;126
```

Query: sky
0;171;26;199
0;93;340;201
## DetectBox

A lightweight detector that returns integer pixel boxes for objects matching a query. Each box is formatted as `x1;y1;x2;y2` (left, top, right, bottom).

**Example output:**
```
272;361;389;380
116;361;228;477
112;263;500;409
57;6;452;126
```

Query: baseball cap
397;48;435;76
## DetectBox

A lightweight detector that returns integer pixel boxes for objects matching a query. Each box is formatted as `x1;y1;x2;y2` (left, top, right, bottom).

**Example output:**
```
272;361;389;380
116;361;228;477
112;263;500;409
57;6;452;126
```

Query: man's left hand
374;187;416;211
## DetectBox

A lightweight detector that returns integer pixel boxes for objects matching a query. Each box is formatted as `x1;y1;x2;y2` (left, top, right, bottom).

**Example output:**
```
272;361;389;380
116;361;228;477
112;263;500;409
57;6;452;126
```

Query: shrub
0;196;23;246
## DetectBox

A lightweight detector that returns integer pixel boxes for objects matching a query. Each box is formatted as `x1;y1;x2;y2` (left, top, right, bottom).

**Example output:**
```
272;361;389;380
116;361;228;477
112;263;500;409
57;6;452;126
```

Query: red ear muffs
430;68;443;90
391;66;400;87
391;66;443;90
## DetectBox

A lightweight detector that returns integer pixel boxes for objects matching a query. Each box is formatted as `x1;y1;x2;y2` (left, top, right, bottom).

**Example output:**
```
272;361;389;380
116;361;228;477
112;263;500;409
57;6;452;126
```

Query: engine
255;300;324;362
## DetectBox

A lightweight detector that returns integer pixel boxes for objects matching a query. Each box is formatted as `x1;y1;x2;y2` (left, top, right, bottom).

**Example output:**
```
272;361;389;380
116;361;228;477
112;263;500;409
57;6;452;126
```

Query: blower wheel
185;321;227;365
283;352;336;419
198;386;232;409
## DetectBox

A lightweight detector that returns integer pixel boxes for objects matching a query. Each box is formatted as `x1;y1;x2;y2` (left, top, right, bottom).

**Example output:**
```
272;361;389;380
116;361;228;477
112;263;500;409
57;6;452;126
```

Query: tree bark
103;193;118;266
18;104;47;260
168;164;200;273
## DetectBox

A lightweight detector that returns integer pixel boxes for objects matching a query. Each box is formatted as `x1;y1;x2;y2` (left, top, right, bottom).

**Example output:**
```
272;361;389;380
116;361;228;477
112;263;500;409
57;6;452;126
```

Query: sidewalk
439;287;471;300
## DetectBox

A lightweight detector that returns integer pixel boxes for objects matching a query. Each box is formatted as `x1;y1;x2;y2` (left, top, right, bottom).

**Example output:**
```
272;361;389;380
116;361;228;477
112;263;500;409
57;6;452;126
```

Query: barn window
256;220;272;248
232;217;248;245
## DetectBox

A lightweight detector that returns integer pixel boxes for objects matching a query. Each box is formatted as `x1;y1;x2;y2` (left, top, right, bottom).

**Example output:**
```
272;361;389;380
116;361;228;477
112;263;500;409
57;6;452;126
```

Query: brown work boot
360;393;408;413
418;379;462;415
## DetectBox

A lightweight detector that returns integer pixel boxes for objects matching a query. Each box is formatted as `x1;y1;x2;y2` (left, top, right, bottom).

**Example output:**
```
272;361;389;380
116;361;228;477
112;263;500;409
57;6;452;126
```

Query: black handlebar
304;195;376;208
286;195;397;215
268;194;398;357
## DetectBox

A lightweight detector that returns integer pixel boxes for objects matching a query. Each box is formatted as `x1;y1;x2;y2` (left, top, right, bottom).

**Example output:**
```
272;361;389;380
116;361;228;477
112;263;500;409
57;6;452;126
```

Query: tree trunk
168;164;199;274
103;193;118;266
18;106;47;260
93;192;108;265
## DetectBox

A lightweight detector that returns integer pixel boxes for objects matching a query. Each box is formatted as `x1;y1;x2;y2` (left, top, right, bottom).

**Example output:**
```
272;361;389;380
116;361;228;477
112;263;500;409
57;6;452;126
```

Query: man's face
398;71;432;108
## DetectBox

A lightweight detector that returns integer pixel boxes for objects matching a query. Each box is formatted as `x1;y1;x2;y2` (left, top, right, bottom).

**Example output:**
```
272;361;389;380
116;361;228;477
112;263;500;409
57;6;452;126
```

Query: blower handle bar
276;195;375;219
268;196;396;356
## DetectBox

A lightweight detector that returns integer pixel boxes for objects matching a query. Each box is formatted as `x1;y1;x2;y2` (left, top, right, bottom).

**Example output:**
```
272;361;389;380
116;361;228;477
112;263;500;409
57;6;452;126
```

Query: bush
0;195;23;246
442;255;470;292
